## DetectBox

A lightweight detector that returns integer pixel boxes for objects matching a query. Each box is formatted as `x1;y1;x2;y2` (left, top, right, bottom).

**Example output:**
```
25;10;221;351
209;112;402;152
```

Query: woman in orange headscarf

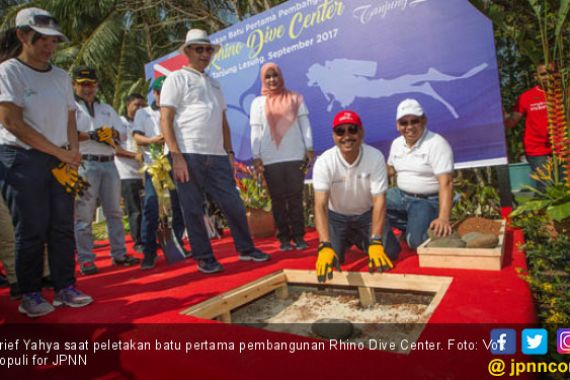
250;62;314;251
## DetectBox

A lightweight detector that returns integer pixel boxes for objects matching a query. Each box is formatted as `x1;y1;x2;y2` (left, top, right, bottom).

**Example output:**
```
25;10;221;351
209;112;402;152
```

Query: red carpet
0;228;537;379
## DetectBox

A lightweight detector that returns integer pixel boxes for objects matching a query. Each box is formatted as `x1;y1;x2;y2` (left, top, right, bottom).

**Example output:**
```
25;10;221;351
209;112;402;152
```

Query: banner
145;0;507;169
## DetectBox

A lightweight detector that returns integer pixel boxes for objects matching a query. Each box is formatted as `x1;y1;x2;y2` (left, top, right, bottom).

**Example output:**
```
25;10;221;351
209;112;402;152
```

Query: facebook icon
490;329;517;354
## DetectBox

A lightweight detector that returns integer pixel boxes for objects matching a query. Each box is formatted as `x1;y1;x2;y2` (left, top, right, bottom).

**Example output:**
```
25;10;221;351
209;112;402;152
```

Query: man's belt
401;190;439;199
82;154;114;162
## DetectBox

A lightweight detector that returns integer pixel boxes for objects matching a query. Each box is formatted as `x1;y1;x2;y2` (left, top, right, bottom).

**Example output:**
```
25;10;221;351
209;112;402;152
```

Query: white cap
396;98;424;120
179;29;220;53
15;7;68;42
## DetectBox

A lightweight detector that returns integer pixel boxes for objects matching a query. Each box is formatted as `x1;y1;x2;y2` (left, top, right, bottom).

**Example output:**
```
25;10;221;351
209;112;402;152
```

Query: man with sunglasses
73;66;140;275
313;111;400;283
385;98;454;250
161;29;270;274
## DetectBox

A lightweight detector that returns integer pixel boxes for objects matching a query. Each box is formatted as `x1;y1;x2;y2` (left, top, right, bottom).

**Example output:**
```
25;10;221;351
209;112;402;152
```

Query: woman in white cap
250;62;314;251
0;7;93;317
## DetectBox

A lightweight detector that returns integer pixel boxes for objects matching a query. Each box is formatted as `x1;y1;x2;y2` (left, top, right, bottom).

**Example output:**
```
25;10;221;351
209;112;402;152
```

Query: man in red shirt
505;64;551;172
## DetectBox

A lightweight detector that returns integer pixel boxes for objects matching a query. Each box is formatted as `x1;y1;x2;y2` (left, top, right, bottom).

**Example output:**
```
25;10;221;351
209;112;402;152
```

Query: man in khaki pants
0;195;17;298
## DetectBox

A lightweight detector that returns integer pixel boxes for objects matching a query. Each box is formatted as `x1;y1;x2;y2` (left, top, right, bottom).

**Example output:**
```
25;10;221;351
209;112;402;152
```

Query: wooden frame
180;269;452;323
417;219;507;271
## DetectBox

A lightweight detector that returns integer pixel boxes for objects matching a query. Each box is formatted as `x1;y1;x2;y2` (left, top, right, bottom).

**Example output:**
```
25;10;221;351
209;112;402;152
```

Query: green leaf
510;199;552;217
546;201;570;222
555;0;570;46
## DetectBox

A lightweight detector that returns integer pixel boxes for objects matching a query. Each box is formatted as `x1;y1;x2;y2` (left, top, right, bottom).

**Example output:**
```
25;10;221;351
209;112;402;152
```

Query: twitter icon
522;329;548;355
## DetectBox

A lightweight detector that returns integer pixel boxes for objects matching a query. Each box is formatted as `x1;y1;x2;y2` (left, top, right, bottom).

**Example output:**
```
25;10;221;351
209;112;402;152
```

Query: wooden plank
217;311;231;323
275;284;289;299
419;255;502;271
181;271;287;319
358;286;376;307
283;269;450;293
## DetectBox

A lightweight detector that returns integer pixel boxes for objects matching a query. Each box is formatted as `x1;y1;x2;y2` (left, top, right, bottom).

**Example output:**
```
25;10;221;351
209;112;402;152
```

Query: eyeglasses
398;118;422;127
333;125;360;137
29;15;60;29
191;46;215;54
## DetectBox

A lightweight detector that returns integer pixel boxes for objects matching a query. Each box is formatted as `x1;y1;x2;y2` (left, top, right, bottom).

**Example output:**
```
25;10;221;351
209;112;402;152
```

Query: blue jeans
173;154;254;261
141;172;186;255
0;146;75;293
385;188;439;249
75;160;126;263
328;209;400;264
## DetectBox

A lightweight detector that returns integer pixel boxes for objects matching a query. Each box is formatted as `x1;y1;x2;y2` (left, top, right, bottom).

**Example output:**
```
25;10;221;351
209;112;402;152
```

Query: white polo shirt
76;100;123;156
0;59;75;149
250;96;313;165
313;144;388;216
114;116;143;179
160;67;227;155
387;129;454;195
132;105;169;164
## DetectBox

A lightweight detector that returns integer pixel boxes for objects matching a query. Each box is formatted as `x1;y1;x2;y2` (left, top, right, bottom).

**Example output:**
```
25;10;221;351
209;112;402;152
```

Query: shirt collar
335;145;363;169
401;128;429;151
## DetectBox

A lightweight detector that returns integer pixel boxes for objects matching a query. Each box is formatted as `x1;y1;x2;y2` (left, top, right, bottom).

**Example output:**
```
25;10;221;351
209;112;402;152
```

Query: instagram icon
557;329;570;354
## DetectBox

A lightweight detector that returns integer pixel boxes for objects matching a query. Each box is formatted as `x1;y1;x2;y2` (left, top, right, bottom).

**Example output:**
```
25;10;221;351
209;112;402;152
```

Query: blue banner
146;0;507;169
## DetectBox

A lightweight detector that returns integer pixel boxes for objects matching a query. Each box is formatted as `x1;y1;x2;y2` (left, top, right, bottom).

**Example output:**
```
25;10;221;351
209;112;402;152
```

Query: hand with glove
367;238;393;273
316;242;339;283
88;126;116;147
51;162;90;197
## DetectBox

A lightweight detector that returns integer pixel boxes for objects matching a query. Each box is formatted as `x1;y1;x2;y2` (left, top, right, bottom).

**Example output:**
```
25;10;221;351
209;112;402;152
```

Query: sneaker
18;292;55;318
197;258;224;274
279;240;293;252
293;237;309;250
112;254;140;267
9;282;21;300
133;244;145;253
239;249;271;262
53;285;93;308
140;253;157;270
80;261;99;275
41;276;54;289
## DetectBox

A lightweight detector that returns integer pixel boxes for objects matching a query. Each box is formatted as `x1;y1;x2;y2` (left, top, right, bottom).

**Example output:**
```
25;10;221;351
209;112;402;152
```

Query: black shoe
197;258;224;274
112;254;140;267
80;261;99;275
0;274;8;287
9;282;21;300
293;237;308;250
140;254;157;270
41;276;54;289
279;240;293;251
239;249;271;262
133;244;144;253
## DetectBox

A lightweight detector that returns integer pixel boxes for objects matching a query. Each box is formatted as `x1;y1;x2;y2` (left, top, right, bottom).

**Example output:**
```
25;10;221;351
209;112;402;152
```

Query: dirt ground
231;285;435;352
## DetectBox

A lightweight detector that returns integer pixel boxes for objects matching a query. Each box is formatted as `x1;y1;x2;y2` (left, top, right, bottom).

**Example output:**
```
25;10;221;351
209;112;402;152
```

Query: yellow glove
316;242;338;283
51;163;90;197
89;127;116;147
368;238;393;273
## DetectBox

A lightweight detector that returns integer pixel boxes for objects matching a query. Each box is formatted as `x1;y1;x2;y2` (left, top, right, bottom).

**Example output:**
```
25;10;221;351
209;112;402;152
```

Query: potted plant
234;162;275;238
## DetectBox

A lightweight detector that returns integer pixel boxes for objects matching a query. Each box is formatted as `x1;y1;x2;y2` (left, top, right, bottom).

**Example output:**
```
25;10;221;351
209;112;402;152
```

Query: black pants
0;145;75;293
121;178;143;246
264;160;306;242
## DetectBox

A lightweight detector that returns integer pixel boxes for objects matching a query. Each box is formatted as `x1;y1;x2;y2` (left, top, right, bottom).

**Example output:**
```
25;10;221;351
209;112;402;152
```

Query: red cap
333;110;362;129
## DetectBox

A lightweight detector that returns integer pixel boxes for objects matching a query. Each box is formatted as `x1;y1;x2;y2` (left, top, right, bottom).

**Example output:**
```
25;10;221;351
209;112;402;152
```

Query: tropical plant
452;167;502;219
233;162;272;212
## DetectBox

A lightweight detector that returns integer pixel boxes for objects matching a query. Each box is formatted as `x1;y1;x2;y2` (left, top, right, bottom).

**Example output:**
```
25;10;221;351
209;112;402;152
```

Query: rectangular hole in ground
231;284;436;353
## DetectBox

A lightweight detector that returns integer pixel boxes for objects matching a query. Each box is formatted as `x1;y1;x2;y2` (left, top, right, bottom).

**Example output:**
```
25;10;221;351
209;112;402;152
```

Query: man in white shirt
386;99;454;249
117;93;145;253
133;77;188;270
313;110;400;283
73;66;140;275
161;29;270;274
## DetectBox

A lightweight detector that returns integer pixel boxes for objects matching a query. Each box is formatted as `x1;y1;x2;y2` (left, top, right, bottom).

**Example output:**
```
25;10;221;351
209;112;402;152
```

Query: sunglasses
77;81;97;88
333;125;360;137
398;118;422;127
191;46;215;54
29;15;60;29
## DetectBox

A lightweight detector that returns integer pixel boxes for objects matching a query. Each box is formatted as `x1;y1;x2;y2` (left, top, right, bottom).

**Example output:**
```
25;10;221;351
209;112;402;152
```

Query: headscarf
260;62;303;148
